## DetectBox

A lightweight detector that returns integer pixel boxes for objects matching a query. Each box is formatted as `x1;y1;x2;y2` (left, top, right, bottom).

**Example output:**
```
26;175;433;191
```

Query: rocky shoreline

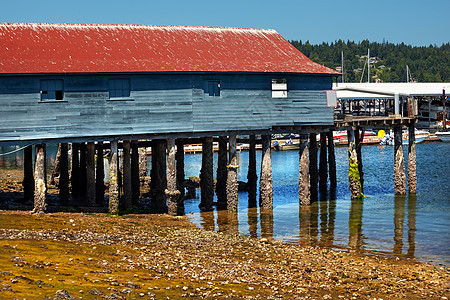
0;211;449;299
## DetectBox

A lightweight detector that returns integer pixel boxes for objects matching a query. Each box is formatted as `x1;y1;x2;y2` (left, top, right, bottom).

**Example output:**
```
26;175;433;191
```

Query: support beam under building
95;142;105;205
319;132;328;197
151;140;167;212
299;135;311;205
59;143;69;206
122;140;132;209
166;138;181;216
407;124;417;194
394;126;406;195
33;143;47;214
348;129;363;200
226;135;239;212
200;137;214;211
23;145;34;203
247;135;257;207
259;134;273;209
109;141;119;215
86;142;96;206
131;140;140;207
216;136;228;207
309;132;318;203
327;131;337;198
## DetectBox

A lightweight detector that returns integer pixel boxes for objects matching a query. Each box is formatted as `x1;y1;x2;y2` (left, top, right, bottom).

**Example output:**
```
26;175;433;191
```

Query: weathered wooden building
0;23;339;214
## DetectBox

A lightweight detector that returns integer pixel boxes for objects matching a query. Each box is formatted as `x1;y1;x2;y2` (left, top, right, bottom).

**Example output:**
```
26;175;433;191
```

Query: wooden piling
299;136;311;205
175;139;185;200
33;143;47;214
394;126;406;195
109;141;119;215
151;140;167;212
71;143;80;199
247;135;257;207
122;140;132;209
23;145;34;203
50;144;62;186
216;136;228;206
407;124;417;194
355;128;365;189
348;129;363;200
138;146;147;186
319;132;328;196
95;142;105;205
166;138;181;216
86;142;96;206
59;143;69;205
226;135;239;212
200;137;214;211
259;134;273;209
309;132;318;202
79;143;87;198
130;140;140;206
327;131;337;197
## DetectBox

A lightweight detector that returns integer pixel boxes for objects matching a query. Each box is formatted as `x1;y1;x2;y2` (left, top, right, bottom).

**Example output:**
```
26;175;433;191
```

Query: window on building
109;79;130;99
207;80;220;97
40;79;64;101
272;78;287;98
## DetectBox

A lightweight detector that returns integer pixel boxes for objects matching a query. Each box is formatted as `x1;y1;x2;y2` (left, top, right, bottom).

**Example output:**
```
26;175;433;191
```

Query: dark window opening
207;80;220;97
109;78;130;99
40;79;64;101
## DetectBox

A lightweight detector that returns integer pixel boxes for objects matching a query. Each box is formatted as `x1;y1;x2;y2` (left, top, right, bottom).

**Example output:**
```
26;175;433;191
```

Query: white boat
435;131;450;142
380;129;430;145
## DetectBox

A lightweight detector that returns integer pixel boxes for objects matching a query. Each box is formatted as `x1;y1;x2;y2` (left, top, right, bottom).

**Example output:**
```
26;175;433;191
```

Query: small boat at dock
435;131;450;142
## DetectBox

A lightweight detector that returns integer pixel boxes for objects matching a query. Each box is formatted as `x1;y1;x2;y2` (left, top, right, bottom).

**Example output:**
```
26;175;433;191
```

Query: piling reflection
260;208;274;242
247;207;258;238
393;195;406;256
299;205;312;246
348;198;364;250
216;209;239;235
199;210;215;231
407;194;417;258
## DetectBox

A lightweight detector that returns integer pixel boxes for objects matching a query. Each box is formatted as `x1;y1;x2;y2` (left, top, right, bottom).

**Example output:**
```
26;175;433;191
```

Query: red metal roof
0;23;339;75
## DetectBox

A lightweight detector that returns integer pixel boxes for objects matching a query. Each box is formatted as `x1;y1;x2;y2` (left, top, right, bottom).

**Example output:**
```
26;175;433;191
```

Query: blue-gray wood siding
0;73;333;144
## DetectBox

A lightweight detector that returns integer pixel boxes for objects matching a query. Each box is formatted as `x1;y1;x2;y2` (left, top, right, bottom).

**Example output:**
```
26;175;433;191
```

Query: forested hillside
290;40;450;83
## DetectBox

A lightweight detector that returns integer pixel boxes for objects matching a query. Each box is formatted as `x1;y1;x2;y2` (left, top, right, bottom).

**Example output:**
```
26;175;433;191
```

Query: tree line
290;40;450;83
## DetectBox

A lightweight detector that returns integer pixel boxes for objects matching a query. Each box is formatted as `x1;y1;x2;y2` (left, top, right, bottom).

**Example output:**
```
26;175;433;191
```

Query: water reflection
260;208;273;241
392;194;417;258
349;198;364;250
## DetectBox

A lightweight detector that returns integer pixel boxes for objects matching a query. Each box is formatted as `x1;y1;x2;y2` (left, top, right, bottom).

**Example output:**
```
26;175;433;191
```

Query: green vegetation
290;40;450;83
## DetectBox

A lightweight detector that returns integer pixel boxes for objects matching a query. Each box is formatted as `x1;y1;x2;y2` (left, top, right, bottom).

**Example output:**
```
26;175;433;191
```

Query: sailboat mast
341;51;345;83
367;48;370;83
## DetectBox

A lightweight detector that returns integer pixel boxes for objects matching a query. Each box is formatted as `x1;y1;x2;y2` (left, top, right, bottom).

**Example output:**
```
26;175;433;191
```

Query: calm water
183;142;450;266
1;142;449;265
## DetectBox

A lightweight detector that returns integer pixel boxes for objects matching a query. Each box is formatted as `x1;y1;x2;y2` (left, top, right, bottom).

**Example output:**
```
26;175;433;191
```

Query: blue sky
1;0;448;46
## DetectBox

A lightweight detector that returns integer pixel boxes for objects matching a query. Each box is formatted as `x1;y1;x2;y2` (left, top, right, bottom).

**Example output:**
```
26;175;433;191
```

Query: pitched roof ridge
0;22;278;34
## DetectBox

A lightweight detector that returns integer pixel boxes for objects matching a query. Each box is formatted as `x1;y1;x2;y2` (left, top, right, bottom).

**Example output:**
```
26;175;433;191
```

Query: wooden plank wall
0;73;333;144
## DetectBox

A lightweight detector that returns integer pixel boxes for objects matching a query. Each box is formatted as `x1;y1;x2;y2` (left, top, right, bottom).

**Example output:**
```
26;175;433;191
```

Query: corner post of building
109;140;120;215
130;140;140;206
226;134;239;212
216;136;228;207
393;126;406;195
175;139;185;201
348;128;363;200
327;131;337;196
86;142;96;206
33;143;47;214
71;143;80;200
122;140;132;210
319;132;328;196
200;137;214;211
407;123;417;194
166;138;181;216
59;143;69;205
299;134;311;205
95;142;105;205
259;134;273;209
309;132;318;202
151;140;167;212
247;135;257;207
23;145;34;203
